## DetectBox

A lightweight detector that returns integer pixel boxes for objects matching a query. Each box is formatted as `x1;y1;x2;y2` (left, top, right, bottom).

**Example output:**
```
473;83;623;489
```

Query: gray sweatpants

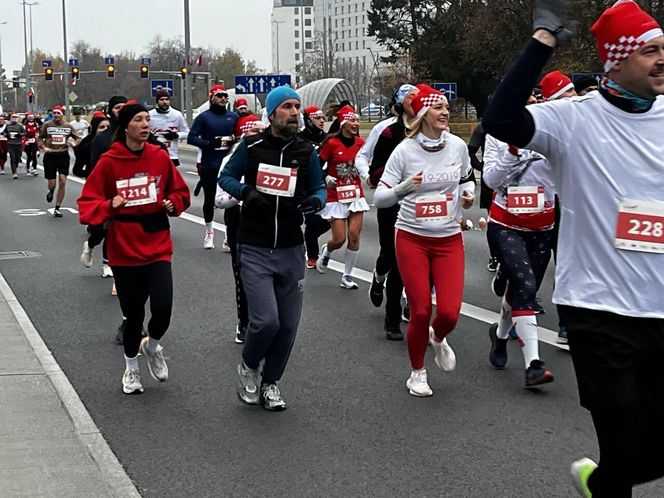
239;244;305;383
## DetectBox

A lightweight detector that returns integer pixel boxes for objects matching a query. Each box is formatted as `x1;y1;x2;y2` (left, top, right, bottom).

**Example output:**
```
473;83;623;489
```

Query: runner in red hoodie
78;102;190;395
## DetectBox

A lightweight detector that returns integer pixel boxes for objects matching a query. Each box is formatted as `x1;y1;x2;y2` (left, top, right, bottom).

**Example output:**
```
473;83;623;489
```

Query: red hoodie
78;142;191;266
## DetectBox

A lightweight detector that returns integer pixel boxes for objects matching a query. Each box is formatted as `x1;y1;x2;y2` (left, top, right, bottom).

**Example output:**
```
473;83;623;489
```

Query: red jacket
77;142;191;266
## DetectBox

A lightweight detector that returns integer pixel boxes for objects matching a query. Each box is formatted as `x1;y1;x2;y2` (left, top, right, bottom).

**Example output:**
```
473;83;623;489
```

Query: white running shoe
429;326;456;372
80;241;93;268
340;274;359;289
315;244;329;274
203;231;215;250
101;264;113;278
406;369;433;397
237;362;260;405
122;369;144;395
140;337;168;382
222;237;231;252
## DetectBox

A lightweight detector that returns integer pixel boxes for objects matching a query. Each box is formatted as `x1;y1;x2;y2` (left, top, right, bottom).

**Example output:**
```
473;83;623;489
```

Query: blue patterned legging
486;223;553;312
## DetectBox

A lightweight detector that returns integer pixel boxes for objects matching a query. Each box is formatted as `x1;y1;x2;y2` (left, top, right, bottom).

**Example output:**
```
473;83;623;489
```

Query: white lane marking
58;166;567;351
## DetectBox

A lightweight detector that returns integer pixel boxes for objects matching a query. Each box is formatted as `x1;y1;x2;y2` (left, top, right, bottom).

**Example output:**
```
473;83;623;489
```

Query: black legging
487;223;552;312
8;144;21;174
224;205;248;328
112;261;173;358
304;212;330;259
87;225;109;263
200;167;221;223
375;204;403;327
24;143;38;170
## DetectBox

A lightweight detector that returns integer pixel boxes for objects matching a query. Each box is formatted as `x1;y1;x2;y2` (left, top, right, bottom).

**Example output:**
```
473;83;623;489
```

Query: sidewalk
0;273;140;498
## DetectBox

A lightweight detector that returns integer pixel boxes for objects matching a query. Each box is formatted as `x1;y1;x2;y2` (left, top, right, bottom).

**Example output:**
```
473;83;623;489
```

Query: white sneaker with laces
80;241;93;268
315;244;329;274
406;369;433;397
237;362;260;405
340;274;359;289
101;264;113;278
140;337;168;382
203;231;215;250
429;326;456;371
122;369;144;394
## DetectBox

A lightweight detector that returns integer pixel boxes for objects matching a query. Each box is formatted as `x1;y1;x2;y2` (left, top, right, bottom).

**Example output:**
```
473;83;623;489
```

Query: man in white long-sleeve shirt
149;89;190;167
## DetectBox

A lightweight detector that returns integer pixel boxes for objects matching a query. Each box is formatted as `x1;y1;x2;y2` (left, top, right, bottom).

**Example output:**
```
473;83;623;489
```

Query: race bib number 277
256;163;297;197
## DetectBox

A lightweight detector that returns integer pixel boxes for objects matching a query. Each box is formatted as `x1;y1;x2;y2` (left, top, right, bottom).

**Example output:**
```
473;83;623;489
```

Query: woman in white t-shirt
374;85;475;397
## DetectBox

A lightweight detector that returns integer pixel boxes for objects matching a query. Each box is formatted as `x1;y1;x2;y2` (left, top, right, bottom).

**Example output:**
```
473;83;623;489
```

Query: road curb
0;273;141;498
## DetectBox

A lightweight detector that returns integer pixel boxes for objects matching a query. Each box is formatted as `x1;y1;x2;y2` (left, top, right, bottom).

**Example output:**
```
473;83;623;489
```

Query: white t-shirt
69;119;89;139
354;116;397;180
527;92;664;318
374;133;474;238
149;107;190;159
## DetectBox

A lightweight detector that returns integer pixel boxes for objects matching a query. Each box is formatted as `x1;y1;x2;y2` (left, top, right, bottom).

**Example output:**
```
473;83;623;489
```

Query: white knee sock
344;248;359;276
514;314;539;368
496;296;512;339
321;245;331;258
125;355;139;371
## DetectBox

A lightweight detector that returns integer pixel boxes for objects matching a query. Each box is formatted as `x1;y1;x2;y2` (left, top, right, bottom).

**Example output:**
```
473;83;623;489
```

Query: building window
305;18;311;26
342;42;345;51
305;30;311;38
305;7;311;14
294;7;298;14
341;31;345;39
305;41;312;49
356;41;359;49
335;7;337;14
294;30;299;38
363;40;366;48
341;5;344;13
295;54;300;61
356;28;359;37
295;42;300;49
294;18;299;26
335;19;338;27
341;18;345;26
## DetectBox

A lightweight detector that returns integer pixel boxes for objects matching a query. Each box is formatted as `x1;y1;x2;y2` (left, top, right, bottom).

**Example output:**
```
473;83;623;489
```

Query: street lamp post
21;1;30;110
0;21;7;110
61;0;70;116
272;19;284;74
25;2;39;110
183;0;193;123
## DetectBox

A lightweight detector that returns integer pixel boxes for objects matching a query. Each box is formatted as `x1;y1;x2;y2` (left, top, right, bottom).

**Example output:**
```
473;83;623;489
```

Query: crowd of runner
1;1;663;496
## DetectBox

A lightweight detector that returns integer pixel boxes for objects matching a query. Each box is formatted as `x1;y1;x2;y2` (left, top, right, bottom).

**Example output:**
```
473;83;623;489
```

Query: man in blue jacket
219;86;326;411
187;84;238;249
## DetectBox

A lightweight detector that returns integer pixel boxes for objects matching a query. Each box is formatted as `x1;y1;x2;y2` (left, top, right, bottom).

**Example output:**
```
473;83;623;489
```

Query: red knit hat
305;105;323;118
52;105;65;115
540;71;575;101
410;85;446;118
209;84;227;98
92;111;107;119
235;97;248;109
591;0;663;72
336;105;358;126
235;114;264;137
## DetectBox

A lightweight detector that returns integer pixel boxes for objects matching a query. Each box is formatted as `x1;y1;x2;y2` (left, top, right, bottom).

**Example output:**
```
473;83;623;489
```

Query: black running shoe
533;303;545;315
487;257;498;272
369;271;384;307
115;319;126;345
385;323;404;341
525;360;554;387
46;189;54;203
488;323;508;369
491;264;508;297
53;208;63;218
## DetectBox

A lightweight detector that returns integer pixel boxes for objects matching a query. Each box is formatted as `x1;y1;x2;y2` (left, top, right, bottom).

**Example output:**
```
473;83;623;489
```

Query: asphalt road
0;147;660;497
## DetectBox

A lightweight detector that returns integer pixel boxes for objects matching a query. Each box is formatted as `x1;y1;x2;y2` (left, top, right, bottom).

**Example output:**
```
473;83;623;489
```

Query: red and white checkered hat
336;105;358;126
234;114;264;137
305;105;324;119
411;85;446;118
591;0;663;72
540;71;575;101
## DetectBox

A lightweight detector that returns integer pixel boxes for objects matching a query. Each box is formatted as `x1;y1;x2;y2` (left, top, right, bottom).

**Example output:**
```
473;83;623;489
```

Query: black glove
533;0;575;46
243;187;271;210
163;130;179;141
211;137;223;149
298;195;322;215
193;180;202;197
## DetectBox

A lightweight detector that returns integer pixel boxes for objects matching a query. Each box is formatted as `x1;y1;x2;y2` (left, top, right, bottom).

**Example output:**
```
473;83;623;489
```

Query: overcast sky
1;0;273;75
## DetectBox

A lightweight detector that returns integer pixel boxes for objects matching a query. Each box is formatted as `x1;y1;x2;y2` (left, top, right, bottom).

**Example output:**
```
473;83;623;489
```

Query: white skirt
319;198;370;220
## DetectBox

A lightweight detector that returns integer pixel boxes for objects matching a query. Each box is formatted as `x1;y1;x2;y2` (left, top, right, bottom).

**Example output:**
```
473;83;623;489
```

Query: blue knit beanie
265;86;300;116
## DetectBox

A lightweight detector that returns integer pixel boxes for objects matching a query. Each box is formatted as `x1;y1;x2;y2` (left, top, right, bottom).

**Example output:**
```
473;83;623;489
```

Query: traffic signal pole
61;0;70;116
184;0;193;123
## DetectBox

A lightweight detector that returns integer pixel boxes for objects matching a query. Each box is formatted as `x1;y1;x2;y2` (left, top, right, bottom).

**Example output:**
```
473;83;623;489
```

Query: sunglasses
214;93;228;98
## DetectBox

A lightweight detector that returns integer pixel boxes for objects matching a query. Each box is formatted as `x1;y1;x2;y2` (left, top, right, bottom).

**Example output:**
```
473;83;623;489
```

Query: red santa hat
234;114;265;137
52;105;65;115
305;105;324;119
410;85;446;118
235;97;248;110
336;105;358;126
591;0;663;72
208;84;227;98
539;71;575;101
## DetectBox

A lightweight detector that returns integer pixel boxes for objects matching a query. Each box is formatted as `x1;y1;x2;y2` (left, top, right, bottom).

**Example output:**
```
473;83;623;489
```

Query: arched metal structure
297;78;358;111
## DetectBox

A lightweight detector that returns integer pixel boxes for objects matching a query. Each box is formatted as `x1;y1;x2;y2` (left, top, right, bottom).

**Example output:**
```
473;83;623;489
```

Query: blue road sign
572;73;603;84
141;57;152;66
433;82;458;101
42;60;52;68
151;80;174;97
235;74;292;94
104;57;115;65
68;58;78;67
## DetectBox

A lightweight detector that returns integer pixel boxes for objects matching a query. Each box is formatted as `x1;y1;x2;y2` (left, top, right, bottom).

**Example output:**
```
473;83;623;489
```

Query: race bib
256;163;297;197
51;135;66;145
27;138;36;144
415;194;453;222
9;132;17;139
614;199;664;254
337;184;360;203
116;176;158;207
506;186;544;214
215;135;233;151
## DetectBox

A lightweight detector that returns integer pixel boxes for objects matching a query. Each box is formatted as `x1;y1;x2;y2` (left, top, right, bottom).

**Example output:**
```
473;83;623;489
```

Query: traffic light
44;68;53;81
12;78;19;88
180;66;188;79
140;65;149;79
71;66;80;81
106;64;115;78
